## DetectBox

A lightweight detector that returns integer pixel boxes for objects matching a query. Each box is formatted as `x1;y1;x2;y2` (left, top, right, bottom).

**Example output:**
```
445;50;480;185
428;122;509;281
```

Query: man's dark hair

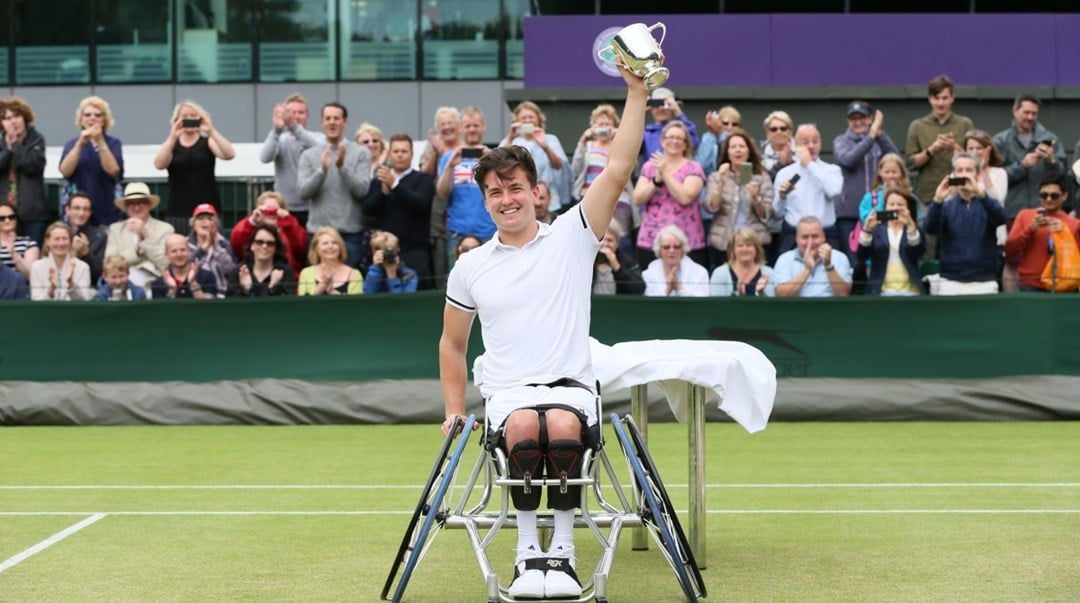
388;133;413;146
1013;93;1041;108
1038;173;1067;193
928;74;954;97
321;101;348;120
473;146;537;196
66;191;93;207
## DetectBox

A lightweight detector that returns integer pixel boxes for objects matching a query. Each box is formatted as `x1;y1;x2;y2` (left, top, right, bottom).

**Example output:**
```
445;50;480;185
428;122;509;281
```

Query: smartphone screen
738;163;753;186
876;210;899;222
646;99;665;108
181;118;201;128
460;147;483;160
947;176;967;186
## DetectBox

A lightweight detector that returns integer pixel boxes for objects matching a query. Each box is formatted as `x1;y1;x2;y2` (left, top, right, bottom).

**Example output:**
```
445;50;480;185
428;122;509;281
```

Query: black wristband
653;178;663;186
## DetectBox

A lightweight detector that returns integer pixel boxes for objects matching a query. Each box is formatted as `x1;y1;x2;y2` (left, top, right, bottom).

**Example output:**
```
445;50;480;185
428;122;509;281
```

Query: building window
178;0;254;82
421;0;500;80
340;0;418;80
94;0;172;83
14;0;92;84
258;0;336;82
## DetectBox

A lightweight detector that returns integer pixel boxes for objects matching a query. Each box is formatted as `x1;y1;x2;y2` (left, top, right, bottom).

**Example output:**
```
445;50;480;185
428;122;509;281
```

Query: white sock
550;508;575;552
516;509;540;555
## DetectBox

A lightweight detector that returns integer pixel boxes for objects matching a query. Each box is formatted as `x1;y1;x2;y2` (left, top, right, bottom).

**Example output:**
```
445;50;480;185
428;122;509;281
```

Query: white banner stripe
0;482;1078;490
0;513;107;574
0;509;1076;517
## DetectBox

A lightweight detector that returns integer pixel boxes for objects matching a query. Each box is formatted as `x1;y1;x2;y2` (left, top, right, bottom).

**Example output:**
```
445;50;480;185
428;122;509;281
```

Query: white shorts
485;384;598;434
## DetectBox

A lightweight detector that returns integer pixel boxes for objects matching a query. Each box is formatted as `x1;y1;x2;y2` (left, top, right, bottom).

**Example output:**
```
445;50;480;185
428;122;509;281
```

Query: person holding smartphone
992;94;1066;223
925;152;1007;295
501;101;569;212
640;87;698;161
705;128;773;269
856;188;925;296
435;106;494;270
571;104;633;239
152;101;236;233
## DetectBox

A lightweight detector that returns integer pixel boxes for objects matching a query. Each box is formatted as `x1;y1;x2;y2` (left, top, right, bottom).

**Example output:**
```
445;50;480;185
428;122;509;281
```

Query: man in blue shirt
436;106;496;269
774;216;852;297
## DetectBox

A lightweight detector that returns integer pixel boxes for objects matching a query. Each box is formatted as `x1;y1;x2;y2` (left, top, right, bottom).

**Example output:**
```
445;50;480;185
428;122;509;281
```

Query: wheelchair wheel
381;415;476;602
610;413;705;603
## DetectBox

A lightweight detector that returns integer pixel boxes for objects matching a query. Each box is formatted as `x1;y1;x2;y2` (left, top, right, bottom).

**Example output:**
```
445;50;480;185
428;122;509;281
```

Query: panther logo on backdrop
706;326;811;377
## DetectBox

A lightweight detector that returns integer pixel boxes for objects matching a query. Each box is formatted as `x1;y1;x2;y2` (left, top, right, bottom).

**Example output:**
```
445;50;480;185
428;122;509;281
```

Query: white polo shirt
446;205;601;398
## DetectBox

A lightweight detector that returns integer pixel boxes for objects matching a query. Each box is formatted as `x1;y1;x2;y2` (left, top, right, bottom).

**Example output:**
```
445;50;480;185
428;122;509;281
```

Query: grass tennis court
2;421;1078;601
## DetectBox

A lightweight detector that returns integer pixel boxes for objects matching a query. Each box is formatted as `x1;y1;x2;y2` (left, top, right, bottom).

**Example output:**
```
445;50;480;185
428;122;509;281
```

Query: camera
947;176;967;186
518;123;535;135
594;127;610;138
876;210;899;222
382;249;398;263
260;207;278;218
461;147;483;160
181;118;202;128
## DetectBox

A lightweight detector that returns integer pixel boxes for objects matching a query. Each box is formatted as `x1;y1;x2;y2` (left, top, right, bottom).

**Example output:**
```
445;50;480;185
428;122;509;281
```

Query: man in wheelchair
438;58;647;600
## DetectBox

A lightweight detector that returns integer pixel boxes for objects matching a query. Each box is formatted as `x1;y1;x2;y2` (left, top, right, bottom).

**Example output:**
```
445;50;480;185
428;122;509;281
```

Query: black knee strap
545;439;584;511
508;439;543;511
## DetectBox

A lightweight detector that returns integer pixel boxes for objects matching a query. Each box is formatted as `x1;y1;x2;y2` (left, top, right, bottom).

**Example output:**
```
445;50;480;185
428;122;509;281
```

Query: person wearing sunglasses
0;96;48;246
230;191;307;275
0;200;38;279
58;96;124;225
1005;174;1080;292
228;224;295;297
695;105;742;180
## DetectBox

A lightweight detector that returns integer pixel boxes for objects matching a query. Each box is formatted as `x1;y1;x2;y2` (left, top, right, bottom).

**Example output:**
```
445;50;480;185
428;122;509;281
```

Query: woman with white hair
152;100;236;232
501;100;570;211
58;96;125;225
642;224;709;297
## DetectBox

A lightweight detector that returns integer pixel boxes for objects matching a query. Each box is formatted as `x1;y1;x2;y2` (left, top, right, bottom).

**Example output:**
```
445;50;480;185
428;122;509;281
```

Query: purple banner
524;14;1080;89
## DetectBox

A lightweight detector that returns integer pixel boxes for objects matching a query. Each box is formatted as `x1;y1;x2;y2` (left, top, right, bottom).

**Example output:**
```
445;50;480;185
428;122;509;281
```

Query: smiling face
732;236;757;264
435;110;460;144
661;125;689;158
357;130;384;159
1038;183;1067;212
1012;100;1039;134
965;138;991;164
316;233;342;263
65;195;93;227
104;267;129;291
250;231;278;263
765;119;791;147
847;111;870;135
878;160;903;188
79;102;106;130
483;166;537;236
46;226;71;257
193;212;216;236
659;233;684;267
165;234;191;270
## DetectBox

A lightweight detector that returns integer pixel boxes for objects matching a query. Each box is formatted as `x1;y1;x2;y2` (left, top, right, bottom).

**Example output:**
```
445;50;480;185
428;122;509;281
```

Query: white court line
0;513;107;574
0;509;1076;517
1;482;1078;490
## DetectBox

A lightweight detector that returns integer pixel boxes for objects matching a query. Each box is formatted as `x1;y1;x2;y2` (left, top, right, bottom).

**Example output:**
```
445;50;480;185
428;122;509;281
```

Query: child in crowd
93;254;148;301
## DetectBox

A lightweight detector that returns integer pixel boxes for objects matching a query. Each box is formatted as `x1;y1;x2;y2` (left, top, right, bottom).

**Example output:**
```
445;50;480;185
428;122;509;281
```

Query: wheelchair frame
382;412;706;602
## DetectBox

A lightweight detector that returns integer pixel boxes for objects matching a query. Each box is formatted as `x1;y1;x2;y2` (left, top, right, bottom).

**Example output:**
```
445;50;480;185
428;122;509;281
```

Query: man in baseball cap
642;86;698;160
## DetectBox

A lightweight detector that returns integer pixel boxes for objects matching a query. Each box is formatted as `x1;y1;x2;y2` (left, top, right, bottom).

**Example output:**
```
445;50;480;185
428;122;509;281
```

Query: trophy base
643;67;670;90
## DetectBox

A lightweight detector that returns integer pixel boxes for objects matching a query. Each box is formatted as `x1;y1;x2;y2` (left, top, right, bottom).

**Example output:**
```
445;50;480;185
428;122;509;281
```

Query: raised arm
581;65;648;238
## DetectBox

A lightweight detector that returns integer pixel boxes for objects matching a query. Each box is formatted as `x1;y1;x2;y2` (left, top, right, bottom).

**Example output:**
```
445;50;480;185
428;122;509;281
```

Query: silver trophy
596;22;669;90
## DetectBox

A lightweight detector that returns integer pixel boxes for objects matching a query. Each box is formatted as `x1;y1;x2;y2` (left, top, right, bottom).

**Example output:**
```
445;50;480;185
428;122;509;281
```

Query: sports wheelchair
381;410;706;602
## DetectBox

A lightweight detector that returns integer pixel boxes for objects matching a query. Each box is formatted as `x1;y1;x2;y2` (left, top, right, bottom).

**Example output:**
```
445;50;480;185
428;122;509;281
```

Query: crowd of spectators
1;74;1079;301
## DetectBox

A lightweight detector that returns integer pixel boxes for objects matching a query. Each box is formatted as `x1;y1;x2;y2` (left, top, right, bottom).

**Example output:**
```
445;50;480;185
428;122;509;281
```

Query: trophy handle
597;44;615;64
648;22;666;48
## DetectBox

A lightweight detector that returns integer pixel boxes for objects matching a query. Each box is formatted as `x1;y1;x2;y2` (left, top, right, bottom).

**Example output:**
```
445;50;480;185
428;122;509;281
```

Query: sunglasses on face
721;121;739;127
0;214;15;222
252;239;276;247
1039;192;1062;200
768;126;790;132
82;111;103;118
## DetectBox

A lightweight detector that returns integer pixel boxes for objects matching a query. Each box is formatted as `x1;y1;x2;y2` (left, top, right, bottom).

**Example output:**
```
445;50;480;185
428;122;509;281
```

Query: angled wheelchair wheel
610;413;705;603
381;415;476;602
